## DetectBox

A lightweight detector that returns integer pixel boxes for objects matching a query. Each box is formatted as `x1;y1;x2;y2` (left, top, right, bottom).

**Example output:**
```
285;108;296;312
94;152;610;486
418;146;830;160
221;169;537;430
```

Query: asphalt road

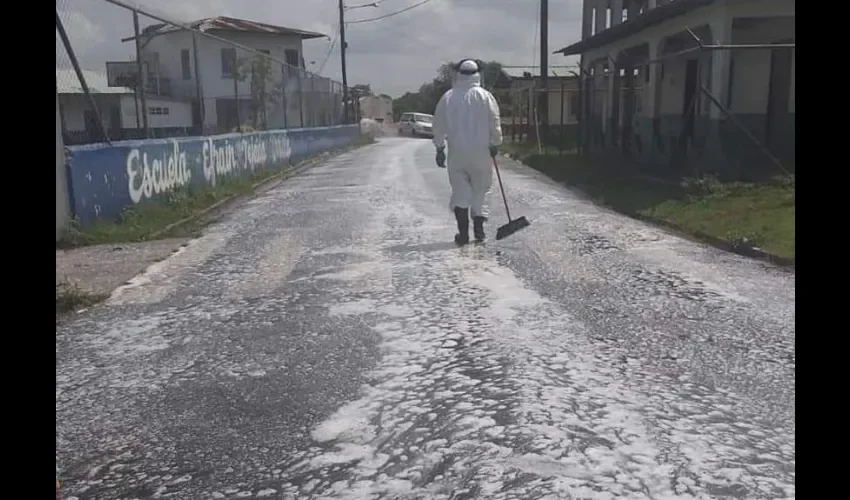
56;137;795;500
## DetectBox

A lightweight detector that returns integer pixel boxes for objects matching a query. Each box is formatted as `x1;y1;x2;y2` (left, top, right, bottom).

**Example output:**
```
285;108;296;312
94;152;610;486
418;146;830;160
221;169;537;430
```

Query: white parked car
398;112;434;138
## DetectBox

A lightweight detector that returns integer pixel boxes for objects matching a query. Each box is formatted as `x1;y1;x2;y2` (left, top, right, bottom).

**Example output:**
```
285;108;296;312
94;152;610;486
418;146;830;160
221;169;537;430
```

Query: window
283;49;299;78
181;49;191;80
569;92;580;117
284;48;299;67
221;47;237;77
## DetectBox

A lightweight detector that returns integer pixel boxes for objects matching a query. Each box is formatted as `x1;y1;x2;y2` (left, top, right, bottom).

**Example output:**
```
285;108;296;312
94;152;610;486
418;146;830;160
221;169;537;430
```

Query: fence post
192;32;204;133
559;79;565;154
525;88;531;141
233;66;241;132
56;89;71;241
57;10;110;144
511;89;518;142
308;75;315;127
132;11;150;138
281;67;289;129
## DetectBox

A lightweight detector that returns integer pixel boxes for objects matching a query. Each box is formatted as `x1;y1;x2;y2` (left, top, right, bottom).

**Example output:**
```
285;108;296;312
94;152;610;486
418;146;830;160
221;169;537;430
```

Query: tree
351;84;372;97
237;54;278;129
391;60;509;121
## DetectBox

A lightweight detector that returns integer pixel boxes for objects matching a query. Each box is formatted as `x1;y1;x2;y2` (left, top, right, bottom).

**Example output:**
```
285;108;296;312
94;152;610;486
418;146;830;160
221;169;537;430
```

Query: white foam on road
224;232;306;300
57;139;792;500
275;140;793;499
280;250;673;498
107;232;230;306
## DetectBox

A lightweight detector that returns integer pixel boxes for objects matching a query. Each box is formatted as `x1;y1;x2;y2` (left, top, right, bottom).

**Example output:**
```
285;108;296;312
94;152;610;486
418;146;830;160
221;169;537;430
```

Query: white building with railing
57;68;193;144
121;16;332;133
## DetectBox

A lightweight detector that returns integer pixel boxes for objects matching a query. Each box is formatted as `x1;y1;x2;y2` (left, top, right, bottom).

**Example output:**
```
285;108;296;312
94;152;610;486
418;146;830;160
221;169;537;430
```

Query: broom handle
492;157;512;221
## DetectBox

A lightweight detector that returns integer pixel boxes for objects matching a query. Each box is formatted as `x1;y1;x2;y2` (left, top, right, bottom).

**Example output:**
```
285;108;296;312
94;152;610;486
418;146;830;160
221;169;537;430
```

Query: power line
347;0;435;24
346;2;379;11
346;0;399;10
316;22;340;75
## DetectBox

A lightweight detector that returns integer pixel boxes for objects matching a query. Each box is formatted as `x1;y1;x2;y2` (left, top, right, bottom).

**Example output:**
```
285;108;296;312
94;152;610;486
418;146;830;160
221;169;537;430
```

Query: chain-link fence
576;29;795;181
57;0;356;146
501;74;583;154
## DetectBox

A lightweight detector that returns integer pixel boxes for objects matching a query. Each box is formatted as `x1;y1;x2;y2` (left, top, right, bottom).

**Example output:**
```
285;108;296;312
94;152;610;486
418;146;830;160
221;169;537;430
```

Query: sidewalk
56;238;189;298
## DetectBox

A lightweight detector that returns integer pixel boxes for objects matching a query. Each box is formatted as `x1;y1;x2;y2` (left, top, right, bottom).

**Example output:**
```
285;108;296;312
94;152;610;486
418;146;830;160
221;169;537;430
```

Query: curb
148;140;375;240
630;213;795;270
502;153;795;271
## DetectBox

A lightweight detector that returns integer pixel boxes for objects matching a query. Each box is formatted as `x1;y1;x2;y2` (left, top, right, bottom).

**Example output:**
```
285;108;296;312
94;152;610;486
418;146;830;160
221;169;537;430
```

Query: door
216;98;238;131
682;58;699;146
191;100;202;130
84;109;100;143
109;104;122;139
766;46;792;151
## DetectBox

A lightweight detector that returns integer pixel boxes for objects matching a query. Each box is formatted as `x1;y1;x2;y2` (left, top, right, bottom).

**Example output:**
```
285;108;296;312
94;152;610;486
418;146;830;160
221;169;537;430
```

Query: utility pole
538;0;549;142
338;0;350;123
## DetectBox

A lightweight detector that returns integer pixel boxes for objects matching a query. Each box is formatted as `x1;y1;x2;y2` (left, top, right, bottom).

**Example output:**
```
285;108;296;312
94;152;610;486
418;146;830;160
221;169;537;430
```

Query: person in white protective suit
432;59;503;245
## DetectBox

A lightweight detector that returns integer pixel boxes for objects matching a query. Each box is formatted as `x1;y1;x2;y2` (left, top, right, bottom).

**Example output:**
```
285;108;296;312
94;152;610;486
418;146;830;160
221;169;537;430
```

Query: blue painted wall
66;125;360;226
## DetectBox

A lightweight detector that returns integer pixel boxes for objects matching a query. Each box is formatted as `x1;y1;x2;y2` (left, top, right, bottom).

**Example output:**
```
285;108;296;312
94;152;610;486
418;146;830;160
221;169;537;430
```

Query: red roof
139;16;326;40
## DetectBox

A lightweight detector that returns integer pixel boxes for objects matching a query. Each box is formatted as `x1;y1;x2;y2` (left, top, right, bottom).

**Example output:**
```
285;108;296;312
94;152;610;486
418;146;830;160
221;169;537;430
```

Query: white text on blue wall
126;140;192;204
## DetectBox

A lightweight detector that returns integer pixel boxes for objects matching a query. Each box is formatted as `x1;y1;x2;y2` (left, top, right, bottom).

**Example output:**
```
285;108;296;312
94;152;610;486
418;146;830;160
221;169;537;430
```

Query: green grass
646;183;795;260
56;281;107;318
58;167;277;247
502;141;795;262
58;136;376;248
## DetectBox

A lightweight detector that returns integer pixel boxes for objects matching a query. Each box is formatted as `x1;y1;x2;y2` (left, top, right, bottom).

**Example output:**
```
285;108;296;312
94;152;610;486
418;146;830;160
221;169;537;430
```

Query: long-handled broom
493;156;531;240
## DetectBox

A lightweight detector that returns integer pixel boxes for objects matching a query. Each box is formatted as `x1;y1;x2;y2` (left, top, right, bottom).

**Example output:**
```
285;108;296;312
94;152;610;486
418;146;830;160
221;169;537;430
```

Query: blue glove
435;147;446;168
489;145;499;158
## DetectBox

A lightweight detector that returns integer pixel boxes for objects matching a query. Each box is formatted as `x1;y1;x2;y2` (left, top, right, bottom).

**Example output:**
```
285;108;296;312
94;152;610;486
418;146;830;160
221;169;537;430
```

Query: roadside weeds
502;141;794;266
56;281;107;320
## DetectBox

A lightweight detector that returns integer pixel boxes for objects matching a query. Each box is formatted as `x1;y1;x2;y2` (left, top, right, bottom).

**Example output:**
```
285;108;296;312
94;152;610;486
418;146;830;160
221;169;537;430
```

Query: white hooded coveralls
432;70;503;219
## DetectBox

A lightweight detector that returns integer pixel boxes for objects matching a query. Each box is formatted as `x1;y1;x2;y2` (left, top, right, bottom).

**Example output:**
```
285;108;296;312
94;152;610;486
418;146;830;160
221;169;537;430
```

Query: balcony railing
144;74;171;97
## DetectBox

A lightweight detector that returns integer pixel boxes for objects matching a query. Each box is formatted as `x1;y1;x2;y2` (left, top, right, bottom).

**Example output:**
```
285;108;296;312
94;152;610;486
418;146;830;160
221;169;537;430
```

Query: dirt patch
56;238;189;297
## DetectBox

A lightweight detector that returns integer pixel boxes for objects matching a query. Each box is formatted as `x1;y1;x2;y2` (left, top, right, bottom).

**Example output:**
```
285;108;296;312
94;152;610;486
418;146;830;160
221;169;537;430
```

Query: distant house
495;66;582;128
122;16;330;133
57;68;193;145
554;0;795;175
359;94;393;123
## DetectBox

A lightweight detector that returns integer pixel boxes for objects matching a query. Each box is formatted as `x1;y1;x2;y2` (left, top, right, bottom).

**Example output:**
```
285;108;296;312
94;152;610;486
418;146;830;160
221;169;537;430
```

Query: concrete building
57;69;193;145
555;0;795;178
359;94;394;123
123;16;334;133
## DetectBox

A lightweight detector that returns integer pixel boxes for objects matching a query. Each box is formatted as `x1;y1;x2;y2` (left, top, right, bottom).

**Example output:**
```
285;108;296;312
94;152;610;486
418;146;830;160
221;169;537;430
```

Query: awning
553;0;717;56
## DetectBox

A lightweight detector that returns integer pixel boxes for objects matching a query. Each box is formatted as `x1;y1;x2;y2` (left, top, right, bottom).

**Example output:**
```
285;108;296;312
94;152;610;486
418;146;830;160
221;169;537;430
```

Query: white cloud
56;0;583;97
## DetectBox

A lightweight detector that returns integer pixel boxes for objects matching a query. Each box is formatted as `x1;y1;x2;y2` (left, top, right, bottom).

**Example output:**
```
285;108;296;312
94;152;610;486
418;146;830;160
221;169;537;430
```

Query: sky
56;0;582;98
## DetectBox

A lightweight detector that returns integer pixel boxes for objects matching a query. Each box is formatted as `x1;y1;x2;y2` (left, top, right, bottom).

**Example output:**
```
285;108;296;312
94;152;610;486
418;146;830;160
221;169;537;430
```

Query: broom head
495;216;531;240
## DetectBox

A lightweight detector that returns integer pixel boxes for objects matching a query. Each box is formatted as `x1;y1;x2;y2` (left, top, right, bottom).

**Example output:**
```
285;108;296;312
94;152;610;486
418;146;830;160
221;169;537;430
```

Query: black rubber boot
473;216;486;242
454;207;470;246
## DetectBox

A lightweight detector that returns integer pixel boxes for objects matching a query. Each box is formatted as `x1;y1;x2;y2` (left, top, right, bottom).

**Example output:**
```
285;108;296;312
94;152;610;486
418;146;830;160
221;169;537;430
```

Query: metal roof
137;16;326;40
56;69;134;95
554;0;717;56
500;66;579;79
